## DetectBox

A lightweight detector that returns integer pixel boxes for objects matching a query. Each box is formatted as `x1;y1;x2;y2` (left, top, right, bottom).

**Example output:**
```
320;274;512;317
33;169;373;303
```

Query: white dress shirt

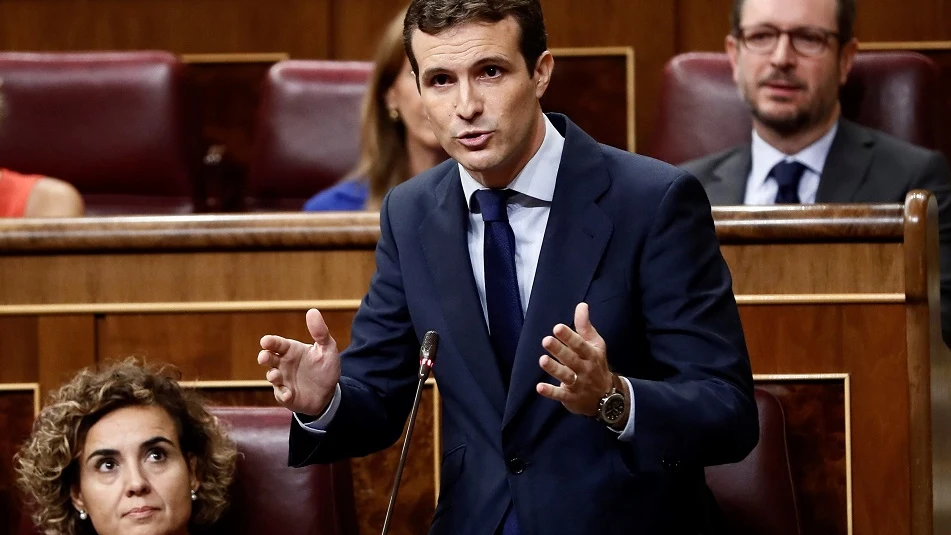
299;115;636;440
744;122;838;205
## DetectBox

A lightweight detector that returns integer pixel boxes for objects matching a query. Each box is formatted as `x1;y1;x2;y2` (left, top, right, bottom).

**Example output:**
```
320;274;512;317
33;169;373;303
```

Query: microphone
381;331;439;535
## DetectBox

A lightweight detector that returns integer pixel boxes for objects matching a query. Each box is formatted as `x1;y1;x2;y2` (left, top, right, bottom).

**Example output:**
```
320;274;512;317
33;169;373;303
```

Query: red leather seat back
208;406;358;535
705;388;801;535
0;51;202;214
246;60;371;211
650;51;940;165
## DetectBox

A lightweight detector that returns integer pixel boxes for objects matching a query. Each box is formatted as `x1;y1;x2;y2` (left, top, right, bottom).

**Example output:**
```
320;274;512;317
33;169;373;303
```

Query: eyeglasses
737;25;839;57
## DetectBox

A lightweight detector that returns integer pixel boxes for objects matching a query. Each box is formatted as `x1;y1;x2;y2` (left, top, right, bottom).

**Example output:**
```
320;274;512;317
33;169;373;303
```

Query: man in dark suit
257;1;758;533
681;0;951;345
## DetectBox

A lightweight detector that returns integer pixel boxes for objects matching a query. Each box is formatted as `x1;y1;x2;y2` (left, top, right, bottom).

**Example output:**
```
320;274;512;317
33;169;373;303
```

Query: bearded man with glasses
682;0;951;348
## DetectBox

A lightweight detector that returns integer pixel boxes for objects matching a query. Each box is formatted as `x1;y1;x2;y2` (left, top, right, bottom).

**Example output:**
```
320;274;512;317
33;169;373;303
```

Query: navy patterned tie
474;189;522;535
474;189;523;384
771;160;807;204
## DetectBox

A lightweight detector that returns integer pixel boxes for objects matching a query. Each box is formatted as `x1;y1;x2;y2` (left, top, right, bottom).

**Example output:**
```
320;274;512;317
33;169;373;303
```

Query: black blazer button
507;457;526;474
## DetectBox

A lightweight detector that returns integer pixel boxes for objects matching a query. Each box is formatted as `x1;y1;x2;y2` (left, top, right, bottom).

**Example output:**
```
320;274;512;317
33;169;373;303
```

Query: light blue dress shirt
299;115;636;440
745;122;838;205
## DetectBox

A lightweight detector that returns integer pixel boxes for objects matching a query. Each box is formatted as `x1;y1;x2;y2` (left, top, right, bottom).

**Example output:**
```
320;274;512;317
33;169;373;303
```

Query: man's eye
484;66;501;77
798;32;826;45
746;32;775;44
431;74;450;86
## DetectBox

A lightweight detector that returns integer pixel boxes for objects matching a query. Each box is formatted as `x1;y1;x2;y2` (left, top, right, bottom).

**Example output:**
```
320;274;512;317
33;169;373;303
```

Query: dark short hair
731;0;856;45
403;0;548;78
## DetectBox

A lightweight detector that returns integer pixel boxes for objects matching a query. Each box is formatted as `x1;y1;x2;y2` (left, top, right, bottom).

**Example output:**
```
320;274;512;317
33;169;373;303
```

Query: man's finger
279;386;294;404
260;335;292;355
574;302;604;345
539;355;577;387
551;323;596;360
542;335;585;369
536;382;570;402
306;308;334;346
265;367;283;386
257;349;282;369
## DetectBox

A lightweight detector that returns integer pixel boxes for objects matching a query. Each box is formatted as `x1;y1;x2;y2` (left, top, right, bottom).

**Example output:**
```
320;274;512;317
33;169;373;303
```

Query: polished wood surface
0;193;945;534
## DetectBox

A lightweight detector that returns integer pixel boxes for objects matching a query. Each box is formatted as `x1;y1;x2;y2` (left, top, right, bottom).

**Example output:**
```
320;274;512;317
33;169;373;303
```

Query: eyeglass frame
734;24;841;57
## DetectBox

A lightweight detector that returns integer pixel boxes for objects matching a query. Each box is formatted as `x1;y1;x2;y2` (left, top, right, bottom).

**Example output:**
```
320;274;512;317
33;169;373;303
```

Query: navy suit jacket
289;114;758;535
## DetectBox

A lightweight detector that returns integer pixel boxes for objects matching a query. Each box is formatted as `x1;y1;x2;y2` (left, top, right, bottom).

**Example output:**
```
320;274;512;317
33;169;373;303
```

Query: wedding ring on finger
566;372;578;387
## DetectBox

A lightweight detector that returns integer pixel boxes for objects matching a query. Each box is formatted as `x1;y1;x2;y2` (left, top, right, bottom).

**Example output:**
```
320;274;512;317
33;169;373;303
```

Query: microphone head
421;331;439;362
418;331;439;378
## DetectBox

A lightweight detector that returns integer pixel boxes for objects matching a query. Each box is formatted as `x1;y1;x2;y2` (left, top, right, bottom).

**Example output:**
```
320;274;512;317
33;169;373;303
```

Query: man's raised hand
257;308;341;416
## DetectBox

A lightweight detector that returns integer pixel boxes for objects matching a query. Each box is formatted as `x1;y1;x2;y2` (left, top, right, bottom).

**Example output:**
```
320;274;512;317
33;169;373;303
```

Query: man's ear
838;38;859;85
726;35;741;85
533;51;554;99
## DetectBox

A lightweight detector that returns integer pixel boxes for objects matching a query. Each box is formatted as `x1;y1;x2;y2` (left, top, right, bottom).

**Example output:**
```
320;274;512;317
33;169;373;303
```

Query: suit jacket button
507;457;525;474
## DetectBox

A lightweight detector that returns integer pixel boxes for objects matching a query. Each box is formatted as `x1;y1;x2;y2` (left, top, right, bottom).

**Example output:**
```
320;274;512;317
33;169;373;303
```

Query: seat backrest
649;51;940;165
0;51;202;214
246;60;371;211
705;388;801;535
208;406;358;535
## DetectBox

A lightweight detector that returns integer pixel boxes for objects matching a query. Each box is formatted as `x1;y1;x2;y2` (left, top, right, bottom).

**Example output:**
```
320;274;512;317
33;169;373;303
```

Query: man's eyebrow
420;66;448;81
472;55;511;67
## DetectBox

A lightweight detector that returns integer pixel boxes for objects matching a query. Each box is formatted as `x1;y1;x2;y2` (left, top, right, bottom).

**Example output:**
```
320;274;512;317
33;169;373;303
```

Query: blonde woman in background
304;6;446;211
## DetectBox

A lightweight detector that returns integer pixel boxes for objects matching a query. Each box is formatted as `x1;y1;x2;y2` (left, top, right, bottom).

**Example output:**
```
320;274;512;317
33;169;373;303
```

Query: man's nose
455;79;484;121
770;33;796;68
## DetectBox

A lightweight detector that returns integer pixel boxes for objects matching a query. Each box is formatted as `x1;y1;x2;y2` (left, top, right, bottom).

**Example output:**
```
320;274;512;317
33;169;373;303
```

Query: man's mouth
456;130;493;149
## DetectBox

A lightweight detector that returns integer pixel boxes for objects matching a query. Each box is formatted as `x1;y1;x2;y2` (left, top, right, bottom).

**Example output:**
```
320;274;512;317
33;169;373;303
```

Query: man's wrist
610;374;631;431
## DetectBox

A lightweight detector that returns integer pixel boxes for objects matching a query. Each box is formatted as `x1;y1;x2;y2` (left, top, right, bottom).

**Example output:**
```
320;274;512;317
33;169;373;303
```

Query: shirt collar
749;121;839;188
460;114;565;210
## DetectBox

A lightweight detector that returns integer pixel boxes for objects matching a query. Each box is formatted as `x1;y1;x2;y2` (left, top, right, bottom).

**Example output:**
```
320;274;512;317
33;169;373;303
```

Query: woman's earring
191;489;198;502
78;509;88;520
388;108;400;122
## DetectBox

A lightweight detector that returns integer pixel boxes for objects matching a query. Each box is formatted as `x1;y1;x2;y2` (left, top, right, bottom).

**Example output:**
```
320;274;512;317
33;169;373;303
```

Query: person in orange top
0;83;84;218
0;168;84;217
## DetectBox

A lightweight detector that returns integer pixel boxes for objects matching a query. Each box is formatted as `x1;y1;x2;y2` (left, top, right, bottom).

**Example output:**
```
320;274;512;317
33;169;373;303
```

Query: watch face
601;393;625;425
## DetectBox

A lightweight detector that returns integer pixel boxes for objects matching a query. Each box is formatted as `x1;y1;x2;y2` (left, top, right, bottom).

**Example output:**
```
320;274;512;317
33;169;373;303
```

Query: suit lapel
815;120;875;202
419;167;506;417
706;148;750;204
503;115;613;429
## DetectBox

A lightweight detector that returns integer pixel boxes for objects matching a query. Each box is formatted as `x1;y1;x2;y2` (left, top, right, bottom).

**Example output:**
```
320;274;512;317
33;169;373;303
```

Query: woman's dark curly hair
14;359;237;535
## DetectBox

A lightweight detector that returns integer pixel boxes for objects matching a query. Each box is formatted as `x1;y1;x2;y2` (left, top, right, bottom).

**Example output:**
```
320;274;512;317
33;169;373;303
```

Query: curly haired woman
15;360;237;535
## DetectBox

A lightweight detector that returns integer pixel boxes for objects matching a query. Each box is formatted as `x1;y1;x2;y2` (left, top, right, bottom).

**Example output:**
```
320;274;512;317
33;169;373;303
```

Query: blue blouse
302;180;370;211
